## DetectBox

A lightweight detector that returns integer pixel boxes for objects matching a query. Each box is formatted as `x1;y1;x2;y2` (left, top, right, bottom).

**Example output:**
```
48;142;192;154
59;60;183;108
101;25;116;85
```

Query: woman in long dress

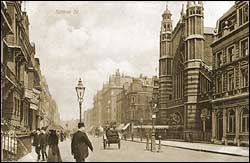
47;130;62;162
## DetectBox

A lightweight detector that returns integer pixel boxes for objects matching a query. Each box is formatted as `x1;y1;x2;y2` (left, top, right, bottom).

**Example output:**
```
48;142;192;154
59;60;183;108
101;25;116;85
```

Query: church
158;1;214;141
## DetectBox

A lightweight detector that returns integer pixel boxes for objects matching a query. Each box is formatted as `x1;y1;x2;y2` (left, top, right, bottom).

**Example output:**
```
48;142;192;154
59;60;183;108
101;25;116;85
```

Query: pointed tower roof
162;2;172;17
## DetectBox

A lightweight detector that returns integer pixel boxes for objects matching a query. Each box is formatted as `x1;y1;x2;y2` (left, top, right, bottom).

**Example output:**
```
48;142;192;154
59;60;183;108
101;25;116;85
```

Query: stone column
211;109;216;143
235;107;240;146
223;108;228;145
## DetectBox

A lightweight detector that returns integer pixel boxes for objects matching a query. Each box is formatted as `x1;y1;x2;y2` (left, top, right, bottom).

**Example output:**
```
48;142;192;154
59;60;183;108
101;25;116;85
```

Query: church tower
159;4;173;117
184;1;205;130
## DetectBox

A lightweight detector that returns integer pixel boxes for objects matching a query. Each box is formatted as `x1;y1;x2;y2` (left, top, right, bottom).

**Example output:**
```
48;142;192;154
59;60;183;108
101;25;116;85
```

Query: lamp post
140;118;143;142
75;78;85;123
150;100;157;152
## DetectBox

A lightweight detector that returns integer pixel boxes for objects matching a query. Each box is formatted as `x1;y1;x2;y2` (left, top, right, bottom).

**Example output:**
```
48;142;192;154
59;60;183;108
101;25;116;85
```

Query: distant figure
60;131;64;142
40;127;48;161
32;128;41;161
47;129;62;162
71;122;93;162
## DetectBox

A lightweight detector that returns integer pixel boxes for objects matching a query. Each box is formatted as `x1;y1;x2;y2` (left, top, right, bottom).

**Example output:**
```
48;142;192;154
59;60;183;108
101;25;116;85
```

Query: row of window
215;67;249;94
216;37;248;68
226;108;249;133
218;3;248;38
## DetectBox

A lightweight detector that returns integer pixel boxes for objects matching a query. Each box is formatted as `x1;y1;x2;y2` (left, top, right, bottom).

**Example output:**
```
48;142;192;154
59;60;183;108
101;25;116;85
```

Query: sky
25;1;234;121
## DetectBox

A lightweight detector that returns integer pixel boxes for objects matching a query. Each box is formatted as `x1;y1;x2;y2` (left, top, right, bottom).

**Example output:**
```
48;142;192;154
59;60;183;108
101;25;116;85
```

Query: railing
1;132;18;161
1;132;32;161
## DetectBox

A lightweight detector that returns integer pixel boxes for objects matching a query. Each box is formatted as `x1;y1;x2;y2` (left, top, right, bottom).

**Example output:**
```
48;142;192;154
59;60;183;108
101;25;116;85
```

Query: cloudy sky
25;1;234;121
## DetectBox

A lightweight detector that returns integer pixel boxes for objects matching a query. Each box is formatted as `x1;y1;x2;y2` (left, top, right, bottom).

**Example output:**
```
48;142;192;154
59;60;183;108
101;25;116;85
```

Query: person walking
71;122;93;162
47;129;62;162
32;128;41;161
40;127;48;161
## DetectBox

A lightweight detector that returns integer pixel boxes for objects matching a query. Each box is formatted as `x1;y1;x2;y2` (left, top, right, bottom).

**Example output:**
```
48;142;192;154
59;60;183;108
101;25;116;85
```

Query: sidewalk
18;147;37;162
124;138;249;157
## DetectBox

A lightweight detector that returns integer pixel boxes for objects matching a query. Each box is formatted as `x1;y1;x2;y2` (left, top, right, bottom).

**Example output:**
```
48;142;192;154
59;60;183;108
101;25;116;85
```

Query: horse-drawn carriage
103;128;121;149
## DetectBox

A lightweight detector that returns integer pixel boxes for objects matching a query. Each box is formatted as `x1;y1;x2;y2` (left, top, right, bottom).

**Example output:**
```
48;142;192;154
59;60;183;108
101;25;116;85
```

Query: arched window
228;110;235;133
241;107;249;133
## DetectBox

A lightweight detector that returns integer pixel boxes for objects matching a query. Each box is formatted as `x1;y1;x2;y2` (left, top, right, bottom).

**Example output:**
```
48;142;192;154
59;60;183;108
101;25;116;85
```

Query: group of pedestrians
31;127;62;162
31;122;93;162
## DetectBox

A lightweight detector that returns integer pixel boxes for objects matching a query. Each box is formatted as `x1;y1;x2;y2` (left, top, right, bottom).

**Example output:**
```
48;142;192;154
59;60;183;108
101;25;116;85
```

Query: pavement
17;136;249;162
125;137;249;157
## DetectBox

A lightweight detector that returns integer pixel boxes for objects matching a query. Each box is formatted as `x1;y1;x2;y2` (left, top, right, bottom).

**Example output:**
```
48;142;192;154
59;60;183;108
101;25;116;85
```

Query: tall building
210;1;249;146
101;70;133;124
124;75;154;126
158;1;214;140
1;1;60;132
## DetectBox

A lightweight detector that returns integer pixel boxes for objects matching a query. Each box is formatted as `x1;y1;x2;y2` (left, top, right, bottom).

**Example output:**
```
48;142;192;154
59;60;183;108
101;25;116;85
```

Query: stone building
101;70;133;124
210;1;249;146
124;75;154;126
1;1;60;132
158;2;214;141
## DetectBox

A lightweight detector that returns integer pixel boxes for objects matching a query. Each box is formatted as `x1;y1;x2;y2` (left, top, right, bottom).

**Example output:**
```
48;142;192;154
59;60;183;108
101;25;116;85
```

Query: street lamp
75;78;85;122
140;118;143;142
150;100;157;152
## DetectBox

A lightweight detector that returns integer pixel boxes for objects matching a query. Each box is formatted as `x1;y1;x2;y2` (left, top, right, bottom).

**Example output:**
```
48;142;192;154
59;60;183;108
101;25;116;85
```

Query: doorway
217;112;223;140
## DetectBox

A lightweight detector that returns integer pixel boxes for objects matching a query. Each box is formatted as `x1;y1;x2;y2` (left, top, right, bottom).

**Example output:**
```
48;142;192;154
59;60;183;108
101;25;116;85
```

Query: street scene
1;1;249;162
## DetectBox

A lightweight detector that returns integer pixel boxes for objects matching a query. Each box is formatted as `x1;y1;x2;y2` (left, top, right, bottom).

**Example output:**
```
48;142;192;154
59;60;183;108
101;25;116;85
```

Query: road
58;136;249;162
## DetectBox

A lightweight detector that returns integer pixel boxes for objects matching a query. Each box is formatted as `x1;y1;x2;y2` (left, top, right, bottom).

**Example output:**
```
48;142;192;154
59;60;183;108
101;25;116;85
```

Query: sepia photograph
1;1;249;162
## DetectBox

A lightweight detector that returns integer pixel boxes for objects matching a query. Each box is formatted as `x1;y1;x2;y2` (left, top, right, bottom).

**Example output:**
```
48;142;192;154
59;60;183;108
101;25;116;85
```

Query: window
163;25;166;31
228;71;234;91
228;110;235;133
131;96;135;103
217;52;223;67
241;38;249;57
241;108;249;133
241;68;249;87
227;46;234;63
216;76;222;94
162;59;166;75
239;4;249;26
167;59;172;75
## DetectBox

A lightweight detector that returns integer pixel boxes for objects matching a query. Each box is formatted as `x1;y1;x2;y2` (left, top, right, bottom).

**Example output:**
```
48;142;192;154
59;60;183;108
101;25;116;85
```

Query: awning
133;125;169;129
122;123;130;130
116;124;125;130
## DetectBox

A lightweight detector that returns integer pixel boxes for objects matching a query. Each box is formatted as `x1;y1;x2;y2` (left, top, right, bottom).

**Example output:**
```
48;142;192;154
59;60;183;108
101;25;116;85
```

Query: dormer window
239;4;249;26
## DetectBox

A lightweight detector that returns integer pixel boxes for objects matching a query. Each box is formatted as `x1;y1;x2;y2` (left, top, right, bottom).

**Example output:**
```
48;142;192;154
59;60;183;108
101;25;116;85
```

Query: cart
103;129;121;149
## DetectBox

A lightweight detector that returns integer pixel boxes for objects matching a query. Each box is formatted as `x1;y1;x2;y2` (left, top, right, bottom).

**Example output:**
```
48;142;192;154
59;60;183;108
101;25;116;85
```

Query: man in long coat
32;128;41;161
71;122;93;162
40;127;48;161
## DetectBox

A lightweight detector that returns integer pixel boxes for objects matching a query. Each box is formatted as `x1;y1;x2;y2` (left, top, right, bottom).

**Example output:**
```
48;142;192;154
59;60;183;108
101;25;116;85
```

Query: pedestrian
47;129;62;162
32;128;41;161
40;127;48;161
71;122;93;162
60;130;64;142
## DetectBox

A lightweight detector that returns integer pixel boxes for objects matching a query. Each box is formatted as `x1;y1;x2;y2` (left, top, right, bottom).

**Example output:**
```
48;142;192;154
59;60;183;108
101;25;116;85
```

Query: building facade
1;1;60;133
210;1;249;146
124;76;154;126
158;2;214;140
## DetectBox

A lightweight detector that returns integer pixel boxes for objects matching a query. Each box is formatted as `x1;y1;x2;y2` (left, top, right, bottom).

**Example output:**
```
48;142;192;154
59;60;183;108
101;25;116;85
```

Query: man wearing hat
71;122;93;162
